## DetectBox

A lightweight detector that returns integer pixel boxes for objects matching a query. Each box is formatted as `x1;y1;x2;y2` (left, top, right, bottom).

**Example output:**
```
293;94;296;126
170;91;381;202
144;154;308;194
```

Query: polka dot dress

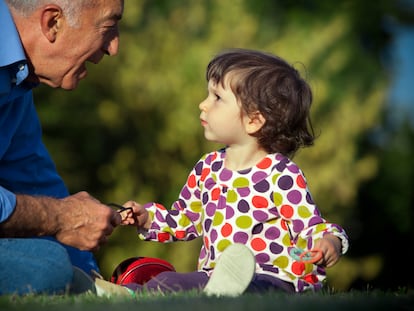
140;148;348;292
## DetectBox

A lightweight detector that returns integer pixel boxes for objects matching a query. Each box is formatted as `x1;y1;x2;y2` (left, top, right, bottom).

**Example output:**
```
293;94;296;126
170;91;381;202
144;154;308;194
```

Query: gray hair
5;0;98;27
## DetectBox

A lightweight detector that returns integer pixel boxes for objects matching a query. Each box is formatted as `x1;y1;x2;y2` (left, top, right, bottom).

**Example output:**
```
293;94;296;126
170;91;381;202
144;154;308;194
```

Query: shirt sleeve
0;185;17;222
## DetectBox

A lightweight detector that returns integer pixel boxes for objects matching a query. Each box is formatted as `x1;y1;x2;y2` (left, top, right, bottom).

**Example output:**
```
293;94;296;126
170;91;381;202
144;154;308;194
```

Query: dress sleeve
138;156;207;243
274;161;349;255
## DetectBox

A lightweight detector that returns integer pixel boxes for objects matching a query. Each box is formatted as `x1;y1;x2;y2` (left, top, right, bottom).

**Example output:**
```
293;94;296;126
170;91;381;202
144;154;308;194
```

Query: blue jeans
0;238;73;295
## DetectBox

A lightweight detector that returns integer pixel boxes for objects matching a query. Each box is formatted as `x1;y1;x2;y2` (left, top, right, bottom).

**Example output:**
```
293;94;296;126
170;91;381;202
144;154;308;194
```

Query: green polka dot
298;205;312;218
273;192;283;206
282;233;292;246
314;223;328;233
178;215;191;227
273;255;289;269
227;189;238;203
235;215;252;229
213;211;224;226
272;173;281;184
217;239;232;251
190;201;202;213
233;177;250;188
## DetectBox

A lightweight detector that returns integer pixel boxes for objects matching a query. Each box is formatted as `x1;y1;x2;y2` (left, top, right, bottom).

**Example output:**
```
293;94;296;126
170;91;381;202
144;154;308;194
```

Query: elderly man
0;0;124;295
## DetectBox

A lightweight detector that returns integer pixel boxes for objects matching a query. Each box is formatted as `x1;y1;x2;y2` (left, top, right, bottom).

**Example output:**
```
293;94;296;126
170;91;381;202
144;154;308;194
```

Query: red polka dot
175;230;186;239
221;223;233;237
157;232;170;242
201;168;210;181
280;204;294;218
281;219;288;231
252;196;268;208
257;157;272;169
204;236;210;249
296;175;306;188
211;188;220;200
291;261;305;275
155;203;166;210
188;174;196;188
251;237;267;251
304;273;318;284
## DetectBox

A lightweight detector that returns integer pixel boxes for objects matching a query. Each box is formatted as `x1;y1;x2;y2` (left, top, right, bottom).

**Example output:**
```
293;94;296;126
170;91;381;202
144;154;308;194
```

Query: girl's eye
214;93;221;101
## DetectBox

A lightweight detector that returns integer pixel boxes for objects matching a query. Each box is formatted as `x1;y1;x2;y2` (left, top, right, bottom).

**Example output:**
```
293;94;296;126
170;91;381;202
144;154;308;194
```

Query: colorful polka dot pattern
141;149;348;292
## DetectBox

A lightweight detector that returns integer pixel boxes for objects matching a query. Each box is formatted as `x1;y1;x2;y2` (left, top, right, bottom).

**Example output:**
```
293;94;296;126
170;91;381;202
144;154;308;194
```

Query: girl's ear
245;111;266;134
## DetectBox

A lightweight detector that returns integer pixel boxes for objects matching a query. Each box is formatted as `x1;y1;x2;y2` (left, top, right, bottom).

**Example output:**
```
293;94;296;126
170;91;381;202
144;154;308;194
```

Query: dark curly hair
206;48;315;157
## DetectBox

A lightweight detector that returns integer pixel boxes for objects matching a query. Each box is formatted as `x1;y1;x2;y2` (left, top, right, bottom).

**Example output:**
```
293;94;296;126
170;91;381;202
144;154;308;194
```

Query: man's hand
0;191;121;251
55;192;122;251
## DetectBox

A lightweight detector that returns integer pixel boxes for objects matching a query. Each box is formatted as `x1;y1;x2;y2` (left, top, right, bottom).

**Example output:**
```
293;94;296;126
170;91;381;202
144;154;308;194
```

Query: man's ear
245;111;266;134
40;5;63;43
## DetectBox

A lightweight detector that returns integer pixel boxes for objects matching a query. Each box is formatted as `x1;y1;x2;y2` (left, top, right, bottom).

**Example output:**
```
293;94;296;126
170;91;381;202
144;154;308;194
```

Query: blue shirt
0;1;98;273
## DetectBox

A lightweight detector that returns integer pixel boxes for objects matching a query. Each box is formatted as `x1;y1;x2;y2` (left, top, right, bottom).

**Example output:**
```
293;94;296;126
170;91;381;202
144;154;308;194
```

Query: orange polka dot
291;261;305;275
252;196;268;208
221;223;233;237
296;175;306;188
251;237;267;251
211;188;220;200
257;157;272;169
280;204;294;218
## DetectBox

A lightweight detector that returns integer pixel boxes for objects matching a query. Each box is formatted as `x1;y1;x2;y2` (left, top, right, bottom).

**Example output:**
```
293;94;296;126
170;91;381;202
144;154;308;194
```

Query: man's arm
0;191;121;251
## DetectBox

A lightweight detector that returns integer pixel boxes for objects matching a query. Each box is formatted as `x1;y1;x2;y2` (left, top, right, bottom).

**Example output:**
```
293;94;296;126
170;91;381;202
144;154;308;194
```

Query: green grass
1;290;413;311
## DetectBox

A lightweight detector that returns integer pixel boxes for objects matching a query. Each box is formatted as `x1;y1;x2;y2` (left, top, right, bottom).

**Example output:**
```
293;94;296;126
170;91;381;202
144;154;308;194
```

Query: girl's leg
126;271;209;294
247;273;295;293
0;238;73;295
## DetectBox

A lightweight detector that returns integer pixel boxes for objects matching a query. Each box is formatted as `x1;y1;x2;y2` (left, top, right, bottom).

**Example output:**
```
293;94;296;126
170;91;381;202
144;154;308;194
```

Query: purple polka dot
269;242;283;255
256;252;270;264
252;210;268;222
252;223;263;234
202;192;209;205
306;192;315;204
292;219;305;232
205;202;216;217
287;163;299;174
252;171;267;183
226;206;235;219
219;169;233;181
212;160;223;172
204;219;212;232
254;180;270;192
278;175;293;190
210;229;218;243
204;178;216;190
287;189;302;204
166;214;177;228
180;186;191;200
237;200;250;213
264;227;280;240
308;216;324;226
233;232;249;244
237;187;251;197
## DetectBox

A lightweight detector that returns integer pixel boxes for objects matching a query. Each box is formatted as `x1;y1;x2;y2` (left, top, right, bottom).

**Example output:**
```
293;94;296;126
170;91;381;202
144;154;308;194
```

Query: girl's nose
199;99;208;112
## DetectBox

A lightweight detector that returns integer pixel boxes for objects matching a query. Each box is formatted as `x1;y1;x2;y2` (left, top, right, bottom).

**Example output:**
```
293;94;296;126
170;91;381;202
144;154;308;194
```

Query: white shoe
70;266;133;298
204;243;256;297
94;278;135;298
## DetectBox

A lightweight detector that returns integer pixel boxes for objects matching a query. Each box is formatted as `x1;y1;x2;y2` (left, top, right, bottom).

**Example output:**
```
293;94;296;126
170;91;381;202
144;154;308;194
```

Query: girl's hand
313;234;343;268
119;201;151;230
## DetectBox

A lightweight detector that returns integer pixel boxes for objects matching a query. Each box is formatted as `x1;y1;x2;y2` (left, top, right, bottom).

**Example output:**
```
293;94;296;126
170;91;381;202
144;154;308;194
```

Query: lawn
1;289;413;311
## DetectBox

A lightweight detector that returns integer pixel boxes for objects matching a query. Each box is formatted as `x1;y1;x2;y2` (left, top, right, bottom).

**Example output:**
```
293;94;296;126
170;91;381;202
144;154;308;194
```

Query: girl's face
199;76;251;145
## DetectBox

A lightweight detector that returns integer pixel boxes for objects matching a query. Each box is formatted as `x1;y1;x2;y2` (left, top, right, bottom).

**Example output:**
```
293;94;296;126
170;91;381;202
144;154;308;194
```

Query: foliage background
34;0;414;292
